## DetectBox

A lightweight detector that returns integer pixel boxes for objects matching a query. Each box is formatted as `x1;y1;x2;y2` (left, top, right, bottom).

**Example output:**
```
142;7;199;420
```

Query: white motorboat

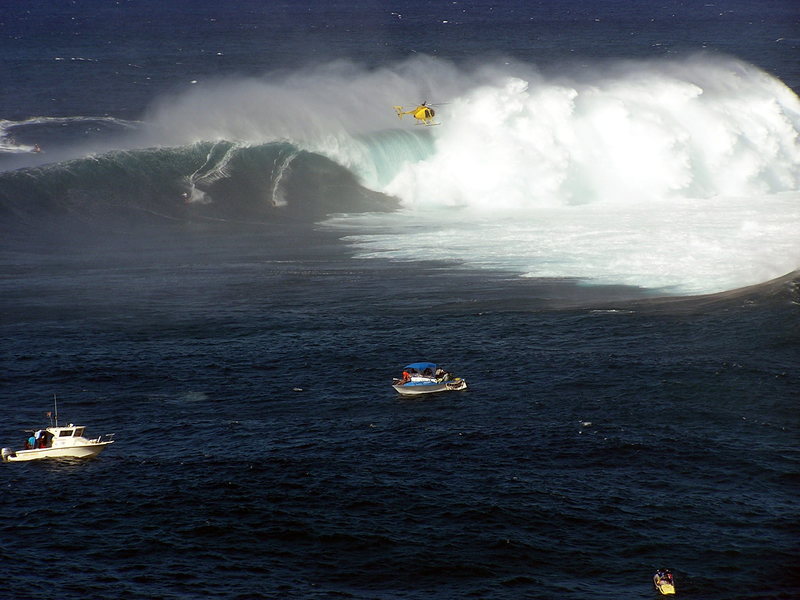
392;362;468;396
2;401;114;462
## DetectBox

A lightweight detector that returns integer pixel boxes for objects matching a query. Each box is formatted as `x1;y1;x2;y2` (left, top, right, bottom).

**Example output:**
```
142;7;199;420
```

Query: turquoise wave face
0;141;399;234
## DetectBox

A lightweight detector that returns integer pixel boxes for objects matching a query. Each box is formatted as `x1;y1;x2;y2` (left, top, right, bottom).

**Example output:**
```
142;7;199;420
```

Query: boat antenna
53;393;59;427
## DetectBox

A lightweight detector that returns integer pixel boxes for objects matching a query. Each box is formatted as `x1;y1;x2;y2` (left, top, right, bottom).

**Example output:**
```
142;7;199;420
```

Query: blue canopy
403;362;437;372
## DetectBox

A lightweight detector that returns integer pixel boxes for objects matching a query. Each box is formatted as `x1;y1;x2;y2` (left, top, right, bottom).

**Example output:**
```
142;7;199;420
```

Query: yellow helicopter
393;102;441;126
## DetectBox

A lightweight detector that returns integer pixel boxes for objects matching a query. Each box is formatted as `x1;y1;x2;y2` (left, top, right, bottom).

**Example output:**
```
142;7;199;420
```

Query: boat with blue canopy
392;362;467;396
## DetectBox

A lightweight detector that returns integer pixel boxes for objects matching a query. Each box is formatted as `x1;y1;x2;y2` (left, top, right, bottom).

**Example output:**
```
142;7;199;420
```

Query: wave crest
386;56;800;210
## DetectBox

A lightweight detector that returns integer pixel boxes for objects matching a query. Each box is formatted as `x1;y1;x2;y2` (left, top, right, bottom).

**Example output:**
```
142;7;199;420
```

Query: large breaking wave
1;55;799;294
0;141;396;231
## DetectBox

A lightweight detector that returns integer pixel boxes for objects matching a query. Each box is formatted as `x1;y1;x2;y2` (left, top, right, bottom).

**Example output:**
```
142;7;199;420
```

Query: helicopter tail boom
393;105;412;118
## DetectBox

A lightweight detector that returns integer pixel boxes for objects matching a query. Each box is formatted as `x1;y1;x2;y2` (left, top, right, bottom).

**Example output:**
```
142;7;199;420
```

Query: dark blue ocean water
1;2;799;599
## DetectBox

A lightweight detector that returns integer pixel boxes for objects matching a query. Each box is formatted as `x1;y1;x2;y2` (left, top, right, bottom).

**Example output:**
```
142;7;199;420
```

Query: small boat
653;569;676;595
392;362;467;396
2;400;114;463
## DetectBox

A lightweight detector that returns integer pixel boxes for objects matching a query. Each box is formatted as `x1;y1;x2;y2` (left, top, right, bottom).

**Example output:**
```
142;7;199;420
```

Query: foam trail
0;120;36;154
270;151;299;207
185;142;239;204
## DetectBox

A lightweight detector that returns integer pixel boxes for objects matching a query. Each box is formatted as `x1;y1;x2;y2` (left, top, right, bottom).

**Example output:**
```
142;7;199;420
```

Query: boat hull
2;442;113;462
392;379;467;396
654;577;675;595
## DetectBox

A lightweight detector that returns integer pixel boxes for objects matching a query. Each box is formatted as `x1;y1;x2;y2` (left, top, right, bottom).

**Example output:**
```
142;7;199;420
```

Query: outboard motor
1;448;15;462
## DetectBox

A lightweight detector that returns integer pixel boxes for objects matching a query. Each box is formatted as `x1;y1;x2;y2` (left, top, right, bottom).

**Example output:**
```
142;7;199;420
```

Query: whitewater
6;55;800;295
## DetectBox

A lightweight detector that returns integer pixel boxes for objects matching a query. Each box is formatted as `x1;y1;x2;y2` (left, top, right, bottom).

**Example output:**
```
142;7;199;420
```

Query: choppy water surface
1;230;798;599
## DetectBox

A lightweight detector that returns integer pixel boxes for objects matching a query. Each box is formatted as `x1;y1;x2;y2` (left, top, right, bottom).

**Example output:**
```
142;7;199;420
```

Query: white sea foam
380;58;800;207
348;57;799;294
332;192;800;294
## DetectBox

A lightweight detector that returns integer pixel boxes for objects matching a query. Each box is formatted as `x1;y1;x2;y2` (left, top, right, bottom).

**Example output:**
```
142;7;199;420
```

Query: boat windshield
59;429;74;437
74;428;84;437
404;362;438;372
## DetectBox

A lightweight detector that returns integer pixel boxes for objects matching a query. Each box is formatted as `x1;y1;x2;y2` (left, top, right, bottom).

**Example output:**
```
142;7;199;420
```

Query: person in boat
400;370;412;384
26;435;35;449
36;430;50;448
655;568;674;585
